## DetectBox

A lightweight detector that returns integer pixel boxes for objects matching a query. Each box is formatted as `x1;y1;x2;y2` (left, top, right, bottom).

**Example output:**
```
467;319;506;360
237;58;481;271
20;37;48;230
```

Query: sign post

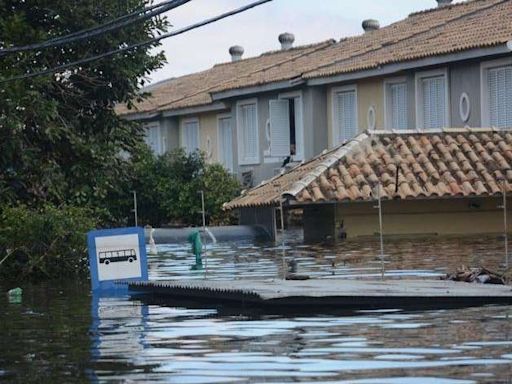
87;227;148;291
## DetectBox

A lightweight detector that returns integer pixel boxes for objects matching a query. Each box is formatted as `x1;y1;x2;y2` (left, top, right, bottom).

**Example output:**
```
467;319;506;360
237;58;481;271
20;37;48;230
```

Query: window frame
181;117;200;154
236;98;260;166
278;90;304;162
383;76;408;131
143;121;164;155
415;68;450;131
480;57;512;128
331;84;358;146
217;113;234;173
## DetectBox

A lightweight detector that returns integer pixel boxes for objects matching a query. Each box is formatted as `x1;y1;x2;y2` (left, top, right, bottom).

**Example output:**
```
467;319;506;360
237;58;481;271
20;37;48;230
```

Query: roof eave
211;78;306;101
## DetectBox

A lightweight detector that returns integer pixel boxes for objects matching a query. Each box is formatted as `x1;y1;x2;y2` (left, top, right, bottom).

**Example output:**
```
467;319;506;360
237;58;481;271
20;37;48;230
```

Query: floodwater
2;230;512;383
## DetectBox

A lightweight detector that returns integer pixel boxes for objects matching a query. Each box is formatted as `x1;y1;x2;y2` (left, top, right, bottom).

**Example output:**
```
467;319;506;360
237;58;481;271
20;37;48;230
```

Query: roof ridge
304;0;506;79
156;40;336;110
283;133;370;199
212;39;337;69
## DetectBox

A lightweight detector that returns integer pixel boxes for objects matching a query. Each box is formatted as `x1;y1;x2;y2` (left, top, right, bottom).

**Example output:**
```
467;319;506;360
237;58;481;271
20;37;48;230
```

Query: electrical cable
0;0;273;84
0;0;191;55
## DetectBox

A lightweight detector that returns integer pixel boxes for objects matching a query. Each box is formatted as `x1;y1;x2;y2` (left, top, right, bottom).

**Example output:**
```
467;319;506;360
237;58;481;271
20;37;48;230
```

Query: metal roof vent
362;19;380;33
278;32;295;50
229;45;244;62
436;0;453;7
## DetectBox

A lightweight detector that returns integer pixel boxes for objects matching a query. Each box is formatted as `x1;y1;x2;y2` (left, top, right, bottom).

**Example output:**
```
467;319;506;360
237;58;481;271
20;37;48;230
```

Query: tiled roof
115;40;335;116
303;0;512;79
117;0;512;117
224;129;512;210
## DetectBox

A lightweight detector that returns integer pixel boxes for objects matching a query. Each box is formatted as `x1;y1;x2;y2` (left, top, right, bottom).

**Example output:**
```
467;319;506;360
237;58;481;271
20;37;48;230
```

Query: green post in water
187;231;203;267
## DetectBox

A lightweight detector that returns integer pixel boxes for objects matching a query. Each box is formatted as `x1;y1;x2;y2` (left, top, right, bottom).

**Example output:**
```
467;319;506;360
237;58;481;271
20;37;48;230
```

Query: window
481;59;512;128
332;86;357;145
143;122;164;155
268;92;304;161
218;115;234;173
182;118;199;154
237;99;259;165
415;69;449;130
384;78;408;130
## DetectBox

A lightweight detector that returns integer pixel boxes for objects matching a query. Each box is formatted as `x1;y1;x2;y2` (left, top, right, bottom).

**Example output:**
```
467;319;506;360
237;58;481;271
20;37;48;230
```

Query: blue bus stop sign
87;227;148;291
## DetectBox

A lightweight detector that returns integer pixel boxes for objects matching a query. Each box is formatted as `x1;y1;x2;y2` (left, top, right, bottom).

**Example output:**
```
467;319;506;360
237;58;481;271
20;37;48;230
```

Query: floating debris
443;266;506;285
7;287;22;304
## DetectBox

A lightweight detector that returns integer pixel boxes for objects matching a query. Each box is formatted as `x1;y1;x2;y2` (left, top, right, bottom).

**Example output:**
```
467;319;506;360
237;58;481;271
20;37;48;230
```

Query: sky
149;0;465;84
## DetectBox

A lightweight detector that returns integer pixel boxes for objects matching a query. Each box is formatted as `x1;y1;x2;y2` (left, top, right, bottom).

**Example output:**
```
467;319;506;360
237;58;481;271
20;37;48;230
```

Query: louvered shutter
269;99;290;157
183;120;199;154
144;123;162;154
238;103;259;165
219;117;234;172
334;90;356;144
390;83;407;130
421;76;446;130
488;66;512;128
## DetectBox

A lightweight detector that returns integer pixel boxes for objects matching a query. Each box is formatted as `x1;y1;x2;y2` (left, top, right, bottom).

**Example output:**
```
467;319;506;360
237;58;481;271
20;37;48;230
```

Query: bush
131;148;240;227
0;205;98;282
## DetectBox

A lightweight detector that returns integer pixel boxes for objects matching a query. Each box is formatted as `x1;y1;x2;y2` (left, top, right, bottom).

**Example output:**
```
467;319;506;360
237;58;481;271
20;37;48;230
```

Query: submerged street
2;231;512;383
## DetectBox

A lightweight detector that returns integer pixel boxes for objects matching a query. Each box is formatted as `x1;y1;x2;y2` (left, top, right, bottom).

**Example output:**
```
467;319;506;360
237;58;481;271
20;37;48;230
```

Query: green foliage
0;0;168;211
0;205;98;281
131;148;240;227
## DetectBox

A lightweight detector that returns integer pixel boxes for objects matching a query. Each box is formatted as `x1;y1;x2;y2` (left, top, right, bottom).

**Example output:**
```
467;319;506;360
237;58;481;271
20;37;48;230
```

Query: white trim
236;98;260;166
459;92;471;123
383;76;407;130
415;68;450;130
331;85;358;146
217;113;234;172
278;90;305;162
480;57;512;128
180;117;200;154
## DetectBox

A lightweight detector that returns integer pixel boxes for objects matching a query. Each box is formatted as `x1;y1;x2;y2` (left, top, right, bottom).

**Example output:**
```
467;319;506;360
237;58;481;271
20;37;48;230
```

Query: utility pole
132;191;138;227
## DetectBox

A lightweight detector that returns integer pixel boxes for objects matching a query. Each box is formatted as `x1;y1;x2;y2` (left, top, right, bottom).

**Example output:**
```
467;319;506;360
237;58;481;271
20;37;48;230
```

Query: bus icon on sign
99;249;137;265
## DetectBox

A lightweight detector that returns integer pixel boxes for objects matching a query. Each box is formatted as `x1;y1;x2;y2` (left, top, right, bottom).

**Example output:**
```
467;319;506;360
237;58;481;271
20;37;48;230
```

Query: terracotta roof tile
224;128;512;210
118;0;511;117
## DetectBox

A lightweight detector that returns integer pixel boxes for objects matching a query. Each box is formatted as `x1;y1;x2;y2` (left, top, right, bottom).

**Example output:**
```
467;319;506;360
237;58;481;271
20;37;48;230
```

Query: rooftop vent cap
362;19;380;32
436;0;453;7
229;45;244;62
278;32;295;50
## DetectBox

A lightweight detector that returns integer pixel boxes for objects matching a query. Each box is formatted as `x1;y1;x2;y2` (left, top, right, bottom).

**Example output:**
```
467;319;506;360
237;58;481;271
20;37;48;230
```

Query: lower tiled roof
224;128;512;210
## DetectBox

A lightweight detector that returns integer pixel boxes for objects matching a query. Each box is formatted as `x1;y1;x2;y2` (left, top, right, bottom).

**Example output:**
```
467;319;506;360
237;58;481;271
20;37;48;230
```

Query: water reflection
3;232;512;382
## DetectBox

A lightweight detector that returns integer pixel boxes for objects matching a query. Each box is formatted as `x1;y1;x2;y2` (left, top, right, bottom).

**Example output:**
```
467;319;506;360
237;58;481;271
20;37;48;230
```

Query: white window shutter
269;99;290;157
219;117;233;172
238;103;259;165
488;66;512;128
390;83;407;130
183;120;199;154
421;76;446;130
334;90;356;144
144;123;162;154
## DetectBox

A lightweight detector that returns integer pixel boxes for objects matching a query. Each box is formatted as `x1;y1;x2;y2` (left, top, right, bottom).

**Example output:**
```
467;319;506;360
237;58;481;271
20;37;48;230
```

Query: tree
0;0;168;213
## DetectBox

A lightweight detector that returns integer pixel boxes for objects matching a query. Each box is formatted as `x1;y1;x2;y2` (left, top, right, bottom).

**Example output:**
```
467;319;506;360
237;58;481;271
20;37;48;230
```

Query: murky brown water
1;230;512;383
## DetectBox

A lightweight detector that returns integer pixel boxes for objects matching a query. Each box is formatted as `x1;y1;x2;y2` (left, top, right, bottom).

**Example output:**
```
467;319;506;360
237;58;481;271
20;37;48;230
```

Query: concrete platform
128;279;512;310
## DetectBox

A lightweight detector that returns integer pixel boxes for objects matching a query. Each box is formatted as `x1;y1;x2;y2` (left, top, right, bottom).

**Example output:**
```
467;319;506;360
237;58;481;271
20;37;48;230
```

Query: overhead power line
0;0;273;84
0;0;191;55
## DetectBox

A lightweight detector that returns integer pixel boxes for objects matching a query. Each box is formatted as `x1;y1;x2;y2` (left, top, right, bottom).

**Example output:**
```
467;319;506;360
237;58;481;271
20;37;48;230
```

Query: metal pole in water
280;199;286;281
200;190;208;279
503;180;509;269
377;184;385;280
132;191;138;227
